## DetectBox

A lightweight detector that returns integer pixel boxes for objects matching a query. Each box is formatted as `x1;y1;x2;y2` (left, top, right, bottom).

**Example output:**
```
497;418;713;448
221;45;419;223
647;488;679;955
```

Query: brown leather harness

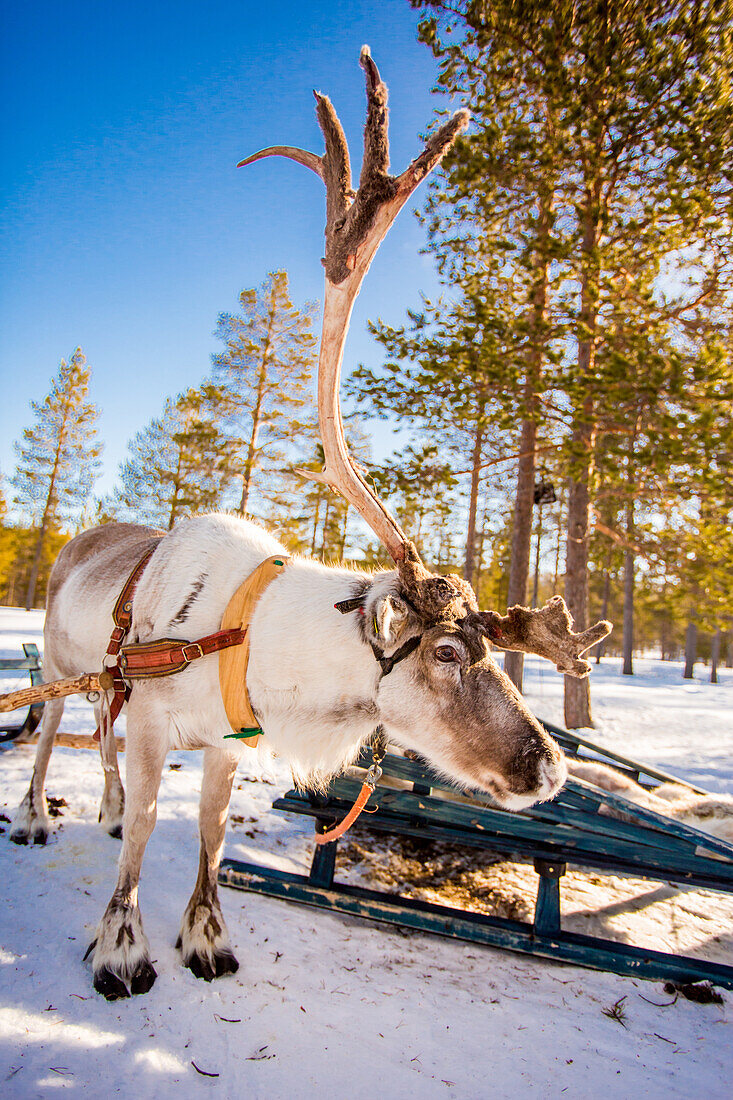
93;541;247;742
93;542;386;843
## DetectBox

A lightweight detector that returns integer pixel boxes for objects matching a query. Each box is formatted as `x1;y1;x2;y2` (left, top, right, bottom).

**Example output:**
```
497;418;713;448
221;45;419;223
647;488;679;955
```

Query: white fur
178;897;234;969
10;788;49;844
566;759;733;843
92;902;151;981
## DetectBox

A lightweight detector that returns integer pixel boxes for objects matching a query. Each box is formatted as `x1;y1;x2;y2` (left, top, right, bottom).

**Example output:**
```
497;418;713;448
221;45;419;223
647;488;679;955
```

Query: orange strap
314;764;382;845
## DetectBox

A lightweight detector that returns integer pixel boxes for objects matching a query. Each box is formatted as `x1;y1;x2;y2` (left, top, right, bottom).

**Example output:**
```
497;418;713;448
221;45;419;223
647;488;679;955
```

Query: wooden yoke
219;555;289;747
238;47;469;565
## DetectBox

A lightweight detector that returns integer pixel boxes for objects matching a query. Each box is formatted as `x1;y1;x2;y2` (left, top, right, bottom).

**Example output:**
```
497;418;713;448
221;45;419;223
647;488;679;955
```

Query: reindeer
10;49;610;1000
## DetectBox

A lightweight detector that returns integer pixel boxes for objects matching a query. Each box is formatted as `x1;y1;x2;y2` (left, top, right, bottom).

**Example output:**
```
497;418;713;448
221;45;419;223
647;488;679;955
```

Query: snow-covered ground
1;607;731;1098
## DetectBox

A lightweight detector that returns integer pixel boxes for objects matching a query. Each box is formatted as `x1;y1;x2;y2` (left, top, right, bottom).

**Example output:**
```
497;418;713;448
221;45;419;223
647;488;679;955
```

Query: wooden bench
220;721;733;990
0;643;43;743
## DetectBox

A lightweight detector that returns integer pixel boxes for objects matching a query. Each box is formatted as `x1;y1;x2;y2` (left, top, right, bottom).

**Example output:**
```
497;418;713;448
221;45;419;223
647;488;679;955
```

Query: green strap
224;726;263;740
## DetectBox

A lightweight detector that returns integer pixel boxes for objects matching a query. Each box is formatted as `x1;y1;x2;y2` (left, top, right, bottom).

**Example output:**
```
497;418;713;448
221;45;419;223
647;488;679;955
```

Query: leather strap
94;540;162;741
371;634;421;676
119;627;246;678
96;670;129;739
334;588;421;678
106;541;162;659
314;757;383;845
314;782;375;845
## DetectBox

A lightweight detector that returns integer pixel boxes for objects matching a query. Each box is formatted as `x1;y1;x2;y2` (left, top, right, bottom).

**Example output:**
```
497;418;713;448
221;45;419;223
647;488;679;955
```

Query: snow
1;607;732;1098
521;653;733;796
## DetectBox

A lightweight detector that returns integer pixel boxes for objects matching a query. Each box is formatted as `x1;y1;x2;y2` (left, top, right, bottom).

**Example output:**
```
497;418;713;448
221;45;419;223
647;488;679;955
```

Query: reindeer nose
505;733;566;808
537;746;567;802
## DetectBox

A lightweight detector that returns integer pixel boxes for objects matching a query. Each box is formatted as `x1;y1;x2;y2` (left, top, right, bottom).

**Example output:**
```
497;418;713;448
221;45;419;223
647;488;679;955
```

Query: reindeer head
333;542;608;808
240;49;611;809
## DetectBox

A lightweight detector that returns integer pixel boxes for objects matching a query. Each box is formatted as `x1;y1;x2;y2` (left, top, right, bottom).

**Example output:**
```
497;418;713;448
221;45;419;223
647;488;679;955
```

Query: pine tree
115;386;231;529
372;442;459;565
211;271;318;516
415;10;568;690
266;418;374;561
351;291;519;584
412;0;733;723
0;475;17;603
12;348;101;608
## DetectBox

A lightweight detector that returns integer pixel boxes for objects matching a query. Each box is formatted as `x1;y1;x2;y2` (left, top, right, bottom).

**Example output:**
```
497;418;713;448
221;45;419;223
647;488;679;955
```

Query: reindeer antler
479;597;612;678
238;47;469;564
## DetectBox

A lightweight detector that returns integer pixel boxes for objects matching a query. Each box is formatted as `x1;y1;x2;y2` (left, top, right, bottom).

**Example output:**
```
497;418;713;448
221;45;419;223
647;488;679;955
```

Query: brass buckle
181;642;204;663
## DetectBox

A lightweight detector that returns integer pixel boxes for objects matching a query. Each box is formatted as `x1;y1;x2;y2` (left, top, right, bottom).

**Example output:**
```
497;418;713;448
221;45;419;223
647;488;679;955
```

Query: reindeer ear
372;594;409;647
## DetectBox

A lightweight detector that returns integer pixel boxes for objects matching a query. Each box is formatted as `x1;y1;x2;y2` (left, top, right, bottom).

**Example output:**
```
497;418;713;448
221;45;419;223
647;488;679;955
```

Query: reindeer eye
435;645;459;663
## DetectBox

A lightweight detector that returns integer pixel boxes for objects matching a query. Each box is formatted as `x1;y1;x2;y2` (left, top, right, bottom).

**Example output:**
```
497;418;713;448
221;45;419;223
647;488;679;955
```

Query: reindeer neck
246;557;390;786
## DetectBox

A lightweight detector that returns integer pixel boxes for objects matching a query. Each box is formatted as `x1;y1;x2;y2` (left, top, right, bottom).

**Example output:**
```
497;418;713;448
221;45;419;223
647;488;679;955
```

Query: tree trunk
338;507;349;558
553;509;562;590
710;628;721;684
25;415;67;609
622;545;634;675
474;513;487;594
564;408;595;728
504;195;551;691
25;515;50;610
683;620;697;679
504;417;537;690
463;419;484;585
564;465;593;727
532;505;542;606
320;497;332;559
167;447;185;531
596;565;611;664
239;356;268;514
621;417;640;676
310;494;322;555
622;496;635;676
564;190;600;730
238;307;275;515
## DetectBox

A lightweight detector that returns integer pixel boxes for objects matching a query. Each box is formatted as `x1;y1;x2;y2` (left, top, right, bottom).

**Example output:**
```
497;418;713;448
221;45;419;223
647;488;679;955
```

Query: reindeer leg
88;705;166;1000
93;699;125;839
10;698;65;846
177;747;239;981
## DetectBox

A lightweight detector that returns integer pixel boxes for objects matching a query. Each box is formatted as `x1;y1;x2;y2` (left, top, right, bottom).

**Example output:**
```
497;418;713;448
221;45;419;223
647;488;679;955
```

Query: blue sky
0;0;449;499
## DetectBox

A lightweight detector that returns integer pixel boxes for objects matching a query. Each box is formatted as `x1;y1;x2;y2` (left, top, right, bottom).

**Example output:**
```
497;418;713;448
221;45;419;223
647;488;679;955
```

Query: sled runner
220;721;733;990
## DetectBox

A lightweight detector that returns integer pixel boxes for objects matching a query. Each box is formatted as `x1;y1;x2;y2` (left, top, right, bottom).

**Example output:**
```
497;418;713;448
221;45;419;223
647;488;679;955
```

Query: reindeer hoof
94;967;130;1001
130;958;157;995
185;949;239;982
9;826;48;846
214;949;239;978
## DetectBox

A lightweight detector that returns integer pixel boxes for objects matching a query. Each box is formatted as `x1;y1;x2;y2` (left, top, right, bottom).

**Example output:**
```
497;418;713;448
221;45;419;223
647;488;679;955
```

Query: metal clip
364;764;383;790
181;642;204;663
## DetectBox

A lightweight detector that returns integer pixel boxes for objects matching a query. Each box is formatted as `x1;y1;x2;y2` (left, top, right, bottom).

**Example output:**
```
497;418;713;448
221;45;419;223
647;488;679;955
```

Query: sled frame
0;643;44;743
220;722;733;990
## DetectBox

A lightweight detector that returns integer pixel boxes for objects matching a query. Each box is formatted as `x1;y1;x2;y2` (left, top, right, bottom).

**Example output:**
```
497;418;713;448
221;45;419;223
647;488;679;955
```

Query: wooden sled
220;721;733;990
0;643;44;743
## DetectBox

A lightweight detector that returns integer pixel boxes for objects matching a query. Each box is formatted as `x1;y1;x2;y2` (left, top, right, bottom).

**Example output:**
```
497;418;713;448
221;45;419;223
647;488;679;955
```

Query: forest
2;1;731;727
